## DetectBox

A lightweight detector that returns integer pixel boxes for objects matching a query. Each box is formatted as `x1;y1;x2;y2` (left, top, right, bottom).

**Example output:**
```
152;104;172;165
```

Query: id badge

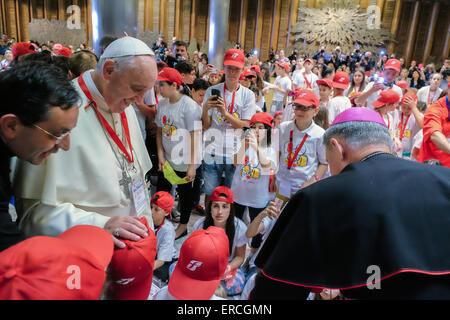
132;177;148;216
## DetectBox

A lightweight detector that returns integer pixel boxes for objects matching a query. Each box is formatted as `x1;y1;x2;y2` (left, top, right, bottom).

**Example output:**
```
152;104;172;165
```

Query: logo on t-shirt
240;156;261;181
162;115;177;137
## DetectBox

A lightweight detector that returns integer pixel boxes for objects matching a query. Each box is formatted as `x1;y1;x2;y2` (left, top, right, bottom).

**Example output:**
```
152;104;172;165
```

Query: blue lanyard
446;95;450;121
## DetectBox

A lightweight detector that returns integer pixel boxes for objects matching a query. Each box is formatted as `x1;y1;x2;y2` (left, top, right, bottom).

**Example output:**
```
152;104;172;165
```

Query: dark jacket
251;153;450;300
0;139;25;251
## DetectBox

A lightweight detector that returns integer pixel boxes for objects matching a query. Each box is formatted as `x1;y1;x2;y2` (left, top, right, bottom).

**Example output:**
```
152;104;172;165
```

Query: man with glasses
0;60;79;251
13;37;158;249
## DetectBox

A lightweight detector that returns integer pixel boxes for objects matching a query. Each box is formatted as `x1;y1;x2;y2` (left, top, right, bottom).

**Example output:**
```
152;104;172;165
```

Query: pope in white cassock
13;37;157;248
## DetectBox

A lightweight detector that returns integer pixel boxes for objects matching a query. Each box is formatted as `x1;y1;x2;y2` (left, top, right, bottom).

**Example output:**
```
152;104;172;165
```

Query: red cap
384;59;401;72
210;186;234;204
0;225;114;300
317;78;333;89
291;89;320;108
151;191;174;213
11;42;36;60
157;67;183;87
107;217;157;300
250;65;261;73
401;92;418;104
274;110;283;118
54;47;72;58
250;112;274;128
332;71;350;89
304;58;314;65
372;89;401;108
396;80;408;89
239;68;256;80
223;49;245;69
168;226;230;300
276;61;290;72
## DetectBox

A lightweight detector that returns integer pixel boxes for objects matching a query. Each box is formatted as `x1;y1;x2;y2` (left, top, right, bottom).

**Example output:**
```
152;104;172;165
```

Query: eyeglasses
33;124;70;145
294;105;316;111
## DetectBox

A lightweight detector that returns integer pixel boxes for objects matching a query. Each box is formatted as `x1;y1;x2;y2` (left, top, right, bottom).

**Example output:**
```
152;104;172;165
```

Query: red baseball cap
239;68;256;80
223;49;245;69
384;59;401;72
151;191;174;213
304;58;314;65
372;89;401;108
54;47;72;58
401;92;418;104
52;43;63;51
291;89;320;108
0;225;114;300
107;217;157;300
274;110;283;118
250;112;274;128
276;61;290;72
332;71;350;89
168;226;230;300
157;67;183;87
317;78;333;89
11;42;36;60
250;65;261;73
210;186;233;204
396;80;408;89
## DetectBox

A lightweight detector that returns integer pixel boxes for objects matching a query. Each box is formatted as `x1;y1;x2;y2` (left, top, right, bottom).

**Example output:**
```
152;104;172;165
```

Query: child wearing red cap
150;191;177;283
292;58;318;91
275;90;328;201
156;67;202;239
345;69;366;99
231;112;277;252
191;186;248;297
264;62;292;116
273;111;283;128
392;92;424;159
327;71;352;124
315;79;333;129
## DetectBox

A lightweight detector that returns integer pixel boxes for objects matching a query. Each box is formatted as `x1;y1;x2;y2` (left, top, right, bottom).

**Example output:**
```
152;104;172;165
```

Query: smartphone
241;127;251;139
211;89;221;101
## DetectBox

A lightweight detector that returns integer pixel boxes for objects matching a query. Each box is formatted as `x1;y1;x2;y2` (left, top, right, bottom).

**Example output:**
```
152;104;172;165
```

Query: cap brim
332;82;349;89
371;100;385;108
168;266;220;300
224;60;244;69
292;98;317;108
384;66;400;72
58;225;114;270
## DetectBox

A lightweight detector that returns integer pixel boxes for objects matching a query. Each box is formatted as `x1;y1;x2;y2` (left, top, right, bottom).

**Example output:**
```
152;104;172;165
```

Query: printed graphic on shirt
217;108;240;124
161;115;177;138
283;141;308;168
239;155;261;182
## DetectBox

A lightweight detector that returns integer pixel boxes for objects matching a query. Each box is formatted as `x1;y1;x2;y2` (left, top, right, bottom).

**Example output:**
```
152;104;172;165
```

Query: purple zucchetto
331;107;387;127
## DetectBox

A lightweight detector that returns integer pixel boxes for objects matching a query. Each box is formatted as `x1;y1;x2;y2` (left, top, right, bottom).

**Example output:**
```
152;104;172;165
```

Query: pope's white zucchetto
100;36;155;59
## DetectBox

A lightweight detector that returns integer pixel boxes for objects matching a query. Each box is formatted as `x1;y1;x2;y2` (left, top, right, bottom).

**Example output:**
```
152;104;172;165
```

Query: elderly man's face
104;55;157;113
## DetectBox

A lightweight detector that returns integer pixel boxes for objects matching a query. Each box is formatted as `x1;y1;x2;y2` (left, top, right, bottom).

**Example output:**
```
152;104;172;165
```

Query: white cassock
12;70;154;237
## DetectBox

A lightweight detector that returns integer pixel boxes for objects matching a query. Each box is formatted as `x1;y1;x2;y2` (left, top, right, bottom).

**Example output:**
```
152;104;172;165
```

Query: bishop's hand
105;216;149;248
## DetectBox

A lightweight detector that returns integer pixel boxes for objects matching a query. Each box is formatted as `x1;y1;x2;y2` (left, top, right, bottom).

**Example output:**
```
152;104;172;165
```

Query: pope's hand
105;216;149;248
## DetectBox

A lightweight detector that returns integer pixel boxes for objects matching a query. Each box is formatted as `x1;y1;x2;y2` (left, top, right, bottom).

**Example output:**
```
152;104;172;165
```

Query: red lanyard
399;113;410;140
428;89;438;105
223;83;238;115
78;74;134;164
287;129;308;170
378;110;390;129
155;218;165;236
303;72;312;89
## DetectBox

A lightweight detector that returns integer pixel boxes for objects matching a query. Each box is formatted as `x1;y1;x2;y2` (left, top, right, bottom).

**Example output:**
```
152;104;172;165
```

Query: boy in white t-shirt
327;71;352;124
275;89;328;201
292;58;318;91
151;191;177;284
264;62;292;116
391;92;423;159
417;73;442;108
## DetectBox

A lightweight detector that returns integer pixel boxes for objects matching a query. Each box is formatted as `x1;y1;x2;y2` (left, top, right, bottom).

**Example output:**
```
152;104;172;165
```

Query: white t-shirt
327;95;352;124
377;111;395;137
411;129;423;161
192;217;248;262
293;71;318;91
156;95;202;171
417;86;442;107
155;219;176;262
231;146;277;208
276;120;327;198
203;83;256;158
132;88;157;141
392;110;420;156
272;76;292;102
363;82;403;110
